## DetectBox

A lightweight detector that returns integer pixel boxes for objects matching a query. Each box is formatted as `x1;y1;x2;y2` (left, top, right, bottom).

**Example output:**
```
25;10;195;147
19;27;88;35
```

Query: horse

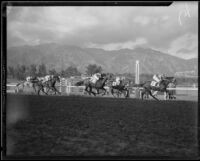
15;81;25;93
32;75;60;95
164;82;176;100
32;80;49;95
42;75;61;95
15;80;37;94
134;77;176;101
109;80;129;98
138;88;150;99
75;74;111;96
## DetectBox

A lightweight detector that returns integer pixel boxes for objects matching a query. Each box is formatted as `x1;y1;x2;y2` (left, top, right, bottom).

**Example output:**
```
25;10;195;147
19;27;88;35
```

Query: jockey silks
90;73;101;84
153;74;162;83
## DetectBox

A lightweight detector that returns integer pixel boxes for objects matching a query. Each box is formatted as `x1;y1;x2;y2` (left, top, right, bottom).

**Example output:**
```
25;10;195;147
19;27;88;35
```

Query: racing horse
164;82;177;100
42;75;61;95
15;78;38;94
33;75;61;95
75;74;111;96
32;80;48;95
134;77;176;101
110;80;129;98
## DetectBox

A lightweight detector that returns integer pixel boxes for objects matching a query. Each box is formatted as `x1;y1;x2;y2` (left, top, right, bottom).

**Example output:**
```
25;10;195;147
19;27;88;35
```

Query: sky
7;2;198;59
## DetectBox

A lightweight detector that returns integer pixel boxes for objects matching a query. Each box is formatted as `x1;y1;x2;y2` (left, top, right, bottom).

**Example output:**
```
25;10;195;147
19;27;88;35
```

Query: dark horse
43;75;61;95
110;80;129;98
134;77;176;101
75;74;110;96
165;78;177;100
34;75;61;95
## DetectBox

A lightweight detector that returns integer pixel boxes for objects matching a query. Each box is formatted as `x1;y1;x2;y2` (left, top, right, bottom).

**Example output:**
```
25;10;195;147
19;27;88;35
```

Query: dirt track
5;94;198;159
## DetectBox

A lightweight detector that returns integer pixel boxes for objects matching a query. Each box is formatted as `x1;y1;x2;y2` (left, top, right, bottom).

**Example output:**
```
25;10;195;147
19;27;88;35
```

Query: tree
38;63;47;76
49;68;57;75
86;64;103;76
29;64;37;77
15;64;26;80
62;66;81;78
60;70;65;77
7;66;14;78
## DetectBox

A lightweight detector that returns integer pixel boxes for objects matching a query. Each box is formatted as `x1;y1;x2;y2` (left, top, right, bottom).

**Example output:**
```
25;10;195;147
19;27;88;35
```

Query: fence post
135;87;140;99
66;80;71;95
60;78;66;94
59;78;62;93
68;82;71;94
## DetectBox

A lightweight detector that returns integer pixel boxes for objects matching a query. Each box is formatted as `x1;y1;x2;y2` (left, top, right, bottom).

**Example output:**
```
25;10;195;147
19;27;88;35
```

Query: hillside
7;43;198;75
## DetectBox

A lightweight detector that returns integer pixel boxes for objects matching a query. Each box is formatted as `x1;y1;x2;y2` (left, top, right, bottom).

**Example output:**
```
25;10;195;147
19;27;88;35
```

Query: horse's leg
46;87;50;94
86;85;95;96
52;86;61;95
86;86;92;96
113;89;118;98
51;86;57;95
87;87;91;95
119;91;121;97
96;88;100;94
141;91;144;100
52;85;60;95
95;88;99;95
40;85;48;95
149;90;159;101
84;86;89;95
101;88;107;96
173;91;176;99
125;89;129;98
90;87;96;96
33;84;37;93
38;87;41;95
111;88;115;97
51;87;57;95
42;87;48;95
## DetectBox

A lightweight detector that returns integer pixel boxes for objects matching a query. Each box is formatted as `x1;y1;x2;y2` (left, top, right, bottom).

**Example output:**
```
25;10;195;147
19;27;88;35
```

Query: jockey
43;75;53;83
37;77;45;82
90;73;101;84
26;76;32;82
152;74;164;87
112;76;121;86
26;76;37;82
115;76;121;86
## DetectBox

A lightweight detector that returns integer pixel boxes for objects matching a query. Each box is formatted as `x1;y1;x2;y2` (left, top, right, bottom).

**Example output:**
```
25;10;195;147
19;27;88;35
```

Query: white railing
6;84;198;94
130;87;198;90
167;87;198;90
6;84;16;87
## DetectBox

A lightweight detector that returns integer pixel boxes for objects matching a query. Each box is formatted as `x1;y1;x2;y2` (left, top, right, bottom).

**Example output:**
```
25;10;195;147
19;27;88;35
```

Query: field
5;94;198;159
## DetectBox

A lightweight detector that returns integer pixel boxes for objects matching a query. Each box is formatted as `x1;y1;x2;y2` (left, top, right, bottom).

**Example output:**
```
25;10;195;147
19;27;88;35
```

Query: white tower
135;60;140;84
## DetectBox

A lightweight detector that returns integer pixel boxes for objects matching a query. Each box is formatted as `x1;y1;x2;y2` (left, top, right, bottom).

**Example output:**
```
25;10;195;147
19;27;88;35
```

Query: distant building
174;70;197;77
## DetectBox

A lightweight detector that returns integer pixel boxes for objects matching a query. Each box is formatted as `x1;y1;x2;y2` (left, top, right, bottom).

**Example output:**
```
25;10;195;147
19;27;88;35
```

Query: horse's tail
75;80;84;86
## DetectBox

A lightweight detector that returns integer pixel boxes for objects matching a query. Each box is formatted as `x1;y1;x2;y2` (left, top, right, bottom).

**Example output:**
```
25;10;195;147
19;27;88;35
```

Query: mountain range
7;43;198;75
